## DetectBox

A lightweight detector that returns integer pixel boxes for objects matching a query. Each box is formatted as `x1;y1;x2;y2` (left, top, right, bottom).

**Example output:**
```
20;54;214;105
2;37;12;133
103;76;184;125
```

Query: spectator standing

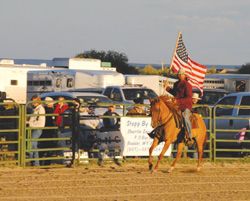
192;93;209;117
69;98;81;166
28;95;45;166
39;97;57;165
192;93;201;105
54;97;69;129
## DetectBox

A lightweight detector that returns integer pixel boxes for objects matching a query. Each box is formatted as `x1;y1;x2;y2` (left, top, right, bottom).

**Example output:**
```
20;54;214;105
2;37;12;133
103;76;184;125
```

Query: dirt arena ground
0;160;250;201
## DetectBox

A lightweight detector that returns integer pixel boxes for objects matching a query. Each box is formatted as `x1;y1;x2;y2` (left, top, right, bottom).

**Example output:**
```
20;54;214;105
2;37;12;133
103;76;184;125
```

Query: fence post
19;104;27;167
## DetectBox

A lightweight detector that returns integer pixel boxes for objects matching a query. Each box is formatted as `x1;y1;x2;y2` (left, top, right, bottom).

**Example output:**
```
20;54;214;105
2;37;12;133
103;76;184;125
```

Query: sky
0;0;250;66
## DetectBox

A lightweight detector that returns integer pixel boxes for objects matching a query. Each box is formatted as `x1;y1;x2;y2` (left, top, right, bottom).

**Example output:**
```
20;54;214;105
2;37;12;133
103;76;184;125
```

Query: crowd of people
26;95;82;166
0;91;150;166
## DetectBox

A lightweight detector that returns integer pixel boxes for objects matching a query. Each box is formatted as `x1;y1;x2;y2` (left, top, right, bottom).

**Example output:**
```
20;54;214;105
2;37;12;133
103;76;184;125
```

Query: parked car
103;85;158;105
213;92;250;156
193;88;229;105
40;91;118;155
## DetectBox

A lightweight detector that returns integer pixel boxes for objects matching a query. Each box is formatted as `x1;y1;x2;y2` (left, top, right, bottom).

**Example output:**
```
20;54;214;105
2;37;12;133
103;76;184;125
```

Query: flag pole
169;31;182;72
162;32;182;95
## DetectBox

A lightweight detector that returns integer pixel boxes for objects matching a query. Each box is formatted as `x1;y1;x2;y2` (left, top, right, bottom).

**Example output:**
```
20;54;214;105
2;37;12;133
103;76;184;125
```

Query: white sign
97;117;172;157
120;117;172;156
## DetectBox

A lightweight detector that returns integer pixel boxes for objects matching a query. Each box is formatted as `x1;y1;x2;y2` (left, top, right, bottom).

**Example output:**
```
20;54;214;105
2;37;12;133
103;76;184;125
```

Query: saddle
190;114;199;129
147;108;199;143
171;109;183;129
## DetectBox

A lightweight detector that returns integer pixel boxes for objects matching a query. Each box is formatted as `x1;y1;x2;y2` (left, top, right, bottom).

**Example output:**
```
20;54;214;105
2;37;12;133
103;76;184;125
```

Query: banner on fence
97;117;172;156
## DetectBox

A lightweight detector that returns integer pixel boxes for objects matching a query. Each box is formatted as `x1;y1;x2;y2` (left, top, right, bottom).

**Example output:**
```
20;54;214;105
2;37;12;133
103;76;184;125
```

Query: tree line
75;50;250;74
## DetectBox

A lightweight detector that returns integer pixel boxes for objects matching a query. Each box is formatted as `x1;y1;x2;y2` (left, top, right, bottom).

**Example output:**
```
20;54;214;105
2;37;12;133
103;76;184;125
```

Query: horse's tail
201;119;208;148
195;113;207;148
203;129;208;147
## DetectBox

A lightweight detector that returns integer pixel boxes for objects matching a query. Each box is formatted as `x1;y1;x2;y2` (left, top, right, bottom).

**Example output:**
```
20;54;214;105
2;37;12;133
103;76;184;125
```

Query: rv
74;70;125;93
205;74;250;92
0;64;75;103
0;59;125;103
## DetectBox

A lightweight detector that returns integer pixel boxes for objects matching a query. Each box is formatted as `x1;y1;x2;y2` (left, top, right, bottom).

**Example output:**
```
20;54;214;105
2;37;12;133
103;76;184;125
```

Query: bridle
151;99;173;128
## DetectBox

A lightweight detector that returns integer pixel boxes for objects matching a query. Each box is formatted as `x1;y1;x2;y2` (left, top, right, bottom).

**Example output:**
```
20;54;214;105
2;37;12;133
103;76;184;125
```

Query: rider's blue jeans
182;109;192;139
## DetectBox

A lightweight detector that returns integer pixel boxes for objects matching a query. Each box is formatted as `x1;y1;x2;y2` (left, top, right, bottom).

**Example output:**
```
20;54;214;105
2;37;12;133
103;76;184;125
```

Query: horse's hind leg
196;139;204;171
153;140;171;172
148;138;159;171
169;142;185;173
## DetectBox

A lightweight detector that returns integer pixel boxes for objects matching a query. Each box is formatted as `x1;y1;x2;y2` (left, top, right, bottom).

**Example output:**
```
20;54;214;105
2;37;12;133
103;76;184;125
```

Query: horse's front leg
153;140;171;172
148;138;159;171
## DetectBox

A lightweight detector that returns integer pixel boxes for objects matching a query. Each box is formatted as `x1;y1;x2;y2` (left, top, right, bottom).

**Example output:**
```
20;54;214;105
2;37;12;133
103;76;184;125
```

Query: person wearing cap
39;97;57;165
27;95;46;166
192;93;209;117
102;105;120;130
192;93;201;104
164;68;193;144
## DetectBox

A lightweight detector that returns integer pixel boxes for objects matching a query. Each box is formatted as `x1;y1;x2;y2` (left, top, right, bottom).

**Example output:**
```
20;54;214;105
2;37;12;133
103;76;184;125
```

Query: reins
155;102;174;128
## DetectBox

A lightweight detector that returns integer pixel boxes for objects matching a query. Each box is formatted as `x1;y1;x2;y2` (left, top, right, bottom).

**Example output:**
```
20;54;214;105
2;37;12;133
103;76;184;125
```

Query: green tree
139;64;158;75
207;66;217;74
238;63;250;74
75;50;138;74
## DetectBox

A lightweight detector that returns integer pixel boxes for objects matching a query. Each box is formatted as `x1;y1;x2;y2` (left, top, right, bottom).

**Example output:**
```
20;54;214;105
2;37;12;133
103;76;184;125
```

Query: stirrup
185;137;194;147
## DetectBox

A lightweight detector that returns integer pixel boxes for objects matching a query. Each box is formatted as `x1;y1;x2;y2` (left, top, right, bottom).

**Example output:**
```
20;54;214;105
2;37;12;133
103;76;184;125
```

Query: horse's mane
158;95;179;114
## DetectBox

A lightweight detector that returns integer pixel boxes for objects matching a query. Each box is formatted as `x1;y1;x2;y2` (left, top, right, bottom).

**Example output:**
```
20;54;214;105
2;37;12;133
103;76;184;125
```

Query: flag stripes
171;33;207;93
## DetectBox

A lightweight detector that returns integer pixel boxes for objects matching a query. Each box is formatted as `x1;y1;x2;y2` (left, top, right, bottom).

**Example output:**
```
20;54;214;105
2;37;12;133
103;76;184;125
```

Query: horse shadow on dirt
161;168;201;174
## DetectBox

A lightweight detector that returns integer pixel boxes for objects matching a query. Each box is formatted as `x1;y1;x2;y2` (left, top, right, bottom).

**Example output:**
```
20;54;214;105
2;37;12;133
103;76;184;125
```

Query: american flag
171;32;207;93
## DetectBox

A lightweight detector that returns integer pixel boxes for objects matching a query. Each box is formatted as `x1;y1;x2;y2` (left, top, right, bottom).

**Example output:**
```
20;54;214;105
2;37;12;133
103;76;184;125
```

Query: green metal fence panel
213;104;250;161
0;100;215;167
23;100;76;168
0;102;20;166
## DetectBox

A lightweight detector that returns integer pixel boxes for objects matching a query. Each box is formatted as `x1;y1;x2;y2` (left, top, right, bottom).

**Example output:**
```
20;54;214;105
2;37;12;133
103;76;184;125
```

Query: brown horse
149;96;207;173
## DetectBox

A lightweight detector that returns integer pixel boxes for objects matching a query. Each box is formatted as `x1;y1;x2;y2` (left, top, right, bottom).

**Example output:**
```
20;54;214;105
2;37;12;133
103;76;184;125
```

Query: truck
125;75;176;96
213;92;250;156
102;85;158;105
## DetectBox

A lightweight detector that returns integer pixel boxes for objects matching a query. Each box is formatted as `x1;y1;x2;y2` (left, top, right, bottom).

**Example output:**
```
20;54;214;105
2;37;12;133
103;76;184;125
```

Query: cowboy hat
192;93;201;100
177;68;186;75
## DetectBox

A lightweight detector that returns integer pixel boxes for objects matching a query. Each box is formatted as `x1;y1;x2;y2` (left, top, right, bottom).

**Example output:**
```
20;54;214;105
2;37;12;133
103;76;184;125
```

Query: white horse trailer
73;70;125;93
0;65;75;103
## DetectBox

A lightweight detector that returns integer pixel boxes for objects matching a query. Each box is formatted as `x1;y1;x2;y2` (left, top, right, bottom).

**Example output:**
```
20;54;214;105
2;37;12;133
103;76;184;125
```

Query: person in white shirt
28;95;45;166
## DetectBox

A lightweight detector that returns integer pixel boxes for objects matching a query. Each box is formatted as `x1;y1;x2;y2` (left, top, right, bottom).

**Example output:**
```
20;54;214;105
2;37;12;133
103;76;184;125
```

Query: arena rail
1;100;250;167
213;104;250;161
0;102;20;166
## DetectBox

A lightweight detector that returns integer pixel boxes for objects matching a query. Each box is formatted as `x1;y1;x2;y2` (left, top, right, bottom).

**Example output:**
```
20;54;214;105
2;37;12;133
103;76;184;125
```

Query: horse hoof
151;169;158;174
149;164;153;171
167;166;174;173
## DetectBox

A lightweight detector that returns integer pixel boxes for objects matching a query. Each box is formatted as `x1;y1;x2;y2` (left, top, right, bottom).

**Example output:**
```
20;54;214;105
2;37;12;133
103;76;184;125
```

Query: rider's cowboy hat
177;68;186;75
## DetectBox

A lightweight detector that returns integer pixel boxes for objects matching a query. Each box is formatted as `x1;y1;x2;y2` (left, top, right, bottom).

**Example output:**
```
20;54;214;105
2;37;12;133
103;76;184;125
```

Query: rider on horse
164;68;194;145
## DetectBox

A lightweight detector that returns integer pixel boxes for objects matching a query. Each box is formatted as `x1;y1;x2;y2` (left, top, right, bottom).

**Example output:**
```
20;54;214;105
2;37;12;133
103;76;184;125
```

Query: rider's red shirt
168;79;193;111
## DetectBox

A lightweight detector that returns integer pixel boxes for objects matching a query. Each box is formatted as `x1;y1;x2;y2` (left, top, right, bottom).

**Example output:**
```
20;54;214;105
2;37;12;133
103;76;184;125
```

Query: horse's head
150;96;175;128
